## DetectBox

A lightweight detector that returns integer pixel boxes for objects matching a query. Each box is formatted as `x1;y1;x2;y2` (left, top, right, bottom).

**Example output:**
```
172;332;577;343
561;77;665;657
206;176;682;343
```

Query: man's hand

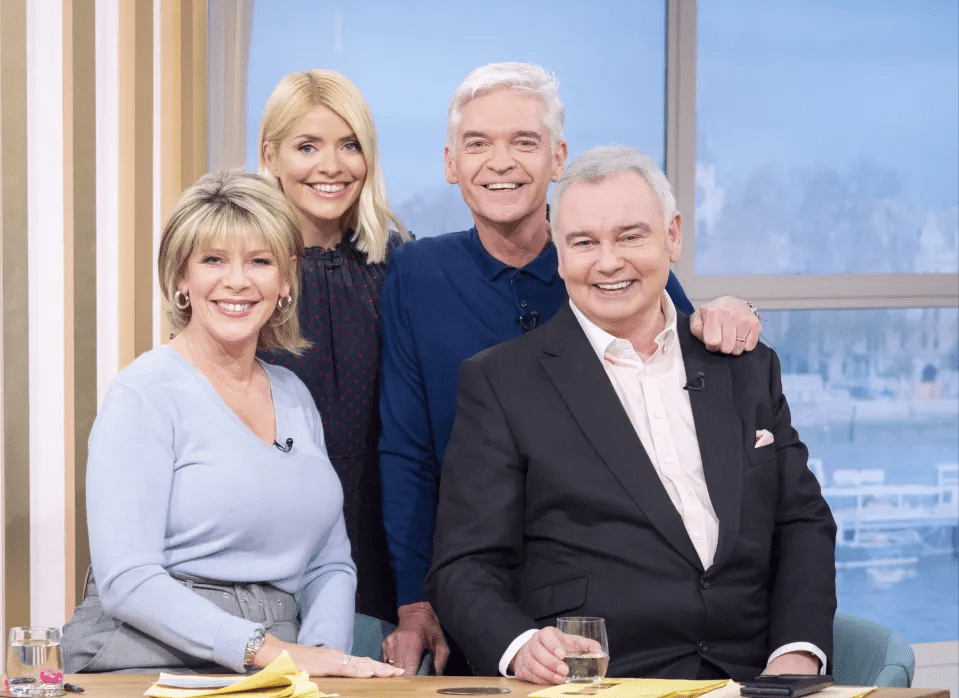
509;627;603;685
763;651;820;676
690;296;761;355
381;601;450;676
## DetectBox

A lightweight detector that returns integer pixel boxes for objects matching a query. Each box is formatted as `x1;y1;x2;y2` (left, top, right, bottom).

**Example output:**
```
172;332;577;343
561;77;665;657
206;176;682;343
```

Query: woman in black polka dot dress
258;70;409;623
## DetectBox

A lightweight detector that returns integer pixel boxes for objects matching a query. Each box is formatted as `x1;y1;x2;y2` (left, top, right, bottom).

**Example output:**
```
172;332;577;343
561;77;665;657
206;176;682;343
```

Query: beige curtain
207;0;253;171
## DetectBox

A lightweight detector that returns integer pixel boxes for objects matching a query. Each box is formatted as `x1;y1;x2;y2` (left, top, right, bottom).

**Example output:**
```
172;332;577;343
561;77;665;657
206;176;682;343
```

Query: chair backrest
833;613;915;687
350;613;432;675
351;613;394;662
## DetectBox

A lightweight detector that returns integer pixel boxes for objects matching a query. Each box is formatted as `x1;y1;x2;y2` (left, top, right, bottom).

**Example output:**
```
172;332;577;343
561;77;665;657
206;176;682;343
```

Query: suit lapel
539;305;703;570
676;317;744;569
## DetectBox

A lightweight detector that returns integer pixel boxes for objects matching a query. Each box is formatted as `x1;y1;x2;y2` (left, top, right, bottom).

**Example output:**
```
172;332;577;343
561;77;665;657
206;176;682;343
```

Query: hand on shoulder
690;295;762;355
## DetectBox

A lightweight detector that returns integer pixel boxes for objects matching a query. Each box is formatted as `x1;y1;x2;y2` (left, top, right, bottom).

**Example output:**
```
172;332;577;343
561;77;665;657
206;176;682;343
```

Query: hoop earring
276;295;292;313
174;290;191;310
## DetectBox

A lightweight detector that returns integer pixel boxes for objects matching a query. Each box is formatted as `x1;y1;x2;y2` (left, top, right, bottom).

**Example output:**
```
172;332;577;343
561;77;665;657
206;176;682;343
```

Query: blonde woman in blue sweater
61;171;403;678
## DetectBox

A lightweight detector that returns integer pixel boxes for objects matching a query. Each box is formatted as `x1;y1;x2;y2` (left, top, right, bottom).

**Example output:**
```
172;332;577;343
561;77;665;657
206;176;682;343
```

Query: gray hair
446;62;565;150
551;146;676;242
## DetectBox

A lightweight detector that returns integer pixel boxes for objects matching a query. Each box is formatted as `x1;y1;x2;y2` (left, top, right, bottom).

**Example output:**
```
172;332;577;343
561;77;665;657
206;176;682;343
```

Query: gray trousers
61;568;299;674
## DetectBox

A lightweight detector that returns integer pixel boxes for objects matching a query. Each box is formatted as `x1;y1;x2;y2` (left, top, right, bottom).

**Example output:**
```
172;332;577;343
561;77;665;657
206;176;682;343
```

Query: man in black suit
427;145;837;684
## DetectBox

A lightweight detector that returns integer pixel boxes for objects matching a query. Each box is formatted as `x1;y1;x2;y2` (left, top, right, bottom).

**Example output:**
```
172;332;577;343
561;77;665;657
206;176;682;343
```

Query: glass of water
556;616;609;683
5;627;64;697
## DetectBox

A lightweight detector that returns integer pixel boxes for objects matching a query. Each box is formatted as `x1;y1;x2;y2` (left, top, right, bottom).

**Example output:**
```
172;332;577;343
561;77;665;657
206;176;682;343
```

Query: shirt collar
570;291;678;364
468;227;558;282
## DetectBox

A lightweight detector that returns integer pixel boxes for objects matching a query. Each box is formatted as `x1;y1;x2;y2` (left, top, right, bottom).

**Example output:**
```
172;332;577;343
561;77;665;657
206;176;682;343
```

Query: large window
229;0;959;646
693;2;959;643
761;308;959;642
245;0;667;238
695;2;958;277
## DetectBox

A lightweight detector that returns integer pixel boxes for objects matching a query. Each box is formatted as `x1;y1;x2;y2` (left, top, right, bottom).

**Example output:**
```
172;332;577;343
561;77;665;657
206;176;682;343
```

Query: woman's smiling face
263;104;368;246
177;232;291;352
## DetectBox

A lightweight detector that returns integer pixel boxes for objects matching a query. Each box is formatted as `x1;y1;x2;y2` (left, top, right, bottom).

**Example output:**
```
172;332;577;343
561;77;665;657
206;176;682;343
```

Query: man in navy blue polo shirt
378;62;762;676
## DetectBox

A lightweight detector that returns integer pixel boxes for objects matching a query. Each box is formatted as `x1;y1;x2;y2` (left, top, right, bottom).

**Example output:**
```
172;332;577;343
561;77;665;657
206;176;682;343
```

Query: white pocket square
755;429;774;448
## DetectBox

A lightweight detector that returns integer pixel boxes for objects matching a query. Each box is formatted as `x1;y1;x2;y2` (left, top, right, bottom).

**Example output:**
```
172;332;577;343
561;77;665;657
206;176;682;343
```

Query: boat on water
810;461;959;581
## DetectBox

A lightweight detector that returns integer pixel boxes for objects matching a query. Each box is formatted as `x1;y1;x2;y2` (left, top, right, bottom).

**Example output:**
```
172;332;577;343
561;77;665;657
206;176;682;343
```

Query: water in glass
5;627;64;697
556;617;609;683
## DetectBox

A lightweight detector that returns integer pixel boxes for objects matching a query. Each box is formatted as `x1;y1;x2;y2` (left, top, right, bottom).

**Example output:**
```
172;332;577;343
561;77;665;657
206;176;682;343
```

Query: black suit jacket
427;304;836;680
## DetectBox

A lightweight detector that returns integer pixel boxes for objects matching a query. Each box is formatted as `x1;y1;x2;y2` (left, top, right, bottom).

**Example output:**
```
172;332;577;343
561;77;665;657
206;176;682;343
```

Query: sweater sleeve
295;394;357;651
87;383;260;672
378;252;440;606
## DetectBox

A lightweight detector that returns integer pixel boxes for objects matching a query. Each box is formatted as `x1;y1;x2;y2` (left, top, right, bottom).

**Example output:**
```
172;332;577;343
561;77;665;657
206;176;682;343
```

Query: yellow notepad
529;678;728;698
144;651;329;698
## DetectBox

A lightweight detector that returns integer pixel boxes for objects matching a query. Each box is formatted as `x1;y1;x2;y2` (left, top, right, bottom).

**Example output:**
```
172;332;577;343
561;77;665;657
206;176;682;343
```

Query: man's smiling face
445;88;567;231
557;170;681;343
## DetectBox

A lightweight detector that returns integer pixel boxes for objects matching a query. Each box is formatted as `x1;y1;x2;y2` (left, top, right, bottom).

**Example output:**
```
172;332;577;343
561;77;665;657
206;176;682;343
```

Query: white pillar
153;0;163;348
26;0;67;627
96;0;121;401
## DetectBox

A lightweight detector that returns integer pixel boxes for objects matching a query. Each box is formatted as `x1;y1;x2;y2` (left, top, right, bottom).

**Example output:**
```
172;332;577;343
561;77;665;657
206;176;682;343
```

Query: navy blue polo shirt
379;228;693;605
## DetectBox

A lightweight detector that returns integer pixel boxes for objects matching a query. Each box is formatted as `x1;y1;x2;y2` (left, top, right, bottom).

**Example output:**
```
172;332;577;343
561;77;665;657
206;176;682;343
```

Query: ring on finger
735;336;746;343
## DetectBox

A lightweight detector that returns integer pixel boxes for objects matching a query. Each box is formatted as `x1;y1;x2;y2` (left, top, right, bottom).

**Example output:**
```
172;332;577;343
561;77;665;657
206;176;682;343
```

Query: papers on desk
529;679;876;698
528;678;727;698
144;651;331;698
153;677;246;689
698;682;876;698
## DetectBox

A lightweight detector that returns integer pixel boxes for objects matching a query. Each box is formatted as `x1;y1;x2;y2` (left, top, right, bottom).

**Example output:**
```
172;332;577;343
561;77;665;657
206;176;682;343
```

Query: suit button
699;641;709;653
700;578;710;589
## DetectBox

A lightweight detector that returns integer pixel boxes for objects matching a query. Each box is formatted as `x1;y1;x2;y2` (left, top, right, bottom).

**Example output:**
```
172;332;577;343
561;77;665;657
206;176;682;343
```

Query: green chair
350;613;432;675
833;614;915;687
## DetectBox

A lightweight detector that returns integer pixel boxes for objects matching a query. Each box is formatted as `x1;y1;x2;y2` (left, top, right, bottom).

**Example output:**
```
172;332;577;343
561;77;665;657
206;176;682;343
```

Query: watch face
243;629;266;668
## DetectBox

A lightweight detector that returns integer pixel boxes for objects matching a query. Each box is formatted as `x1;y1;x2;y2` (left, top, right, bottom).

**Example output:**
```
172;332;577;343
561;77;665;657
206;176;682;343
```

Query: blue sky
245;0;667;205
698;0;959;208
245;0;958;215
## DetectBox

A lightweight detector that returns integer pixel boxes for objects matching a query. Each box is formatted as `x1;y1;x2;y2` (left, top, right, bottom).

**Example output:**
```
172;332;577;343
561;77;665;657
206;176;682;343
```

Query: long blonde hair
259;70;408;263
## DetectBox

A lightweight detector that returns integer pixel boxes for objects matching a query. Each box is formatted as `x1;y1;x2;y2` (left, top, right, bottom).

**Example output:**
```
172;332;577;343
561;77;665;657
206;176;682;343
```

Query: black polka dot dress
262;231;400;623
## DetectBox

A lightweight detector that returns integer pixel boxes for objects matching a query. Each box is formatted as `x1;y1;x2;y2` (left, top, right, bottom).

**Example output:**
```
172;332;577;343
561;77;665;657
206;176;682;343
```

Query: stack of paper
144;652;330;698
696;682;876;698
529;679;876;698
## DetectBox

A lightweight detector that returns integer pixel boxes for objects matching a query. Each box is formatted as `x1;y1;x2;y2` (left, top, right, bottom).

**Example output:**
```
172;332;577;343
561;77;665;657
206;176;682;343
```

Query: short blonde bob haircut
259;69;408;263
158;170;309;355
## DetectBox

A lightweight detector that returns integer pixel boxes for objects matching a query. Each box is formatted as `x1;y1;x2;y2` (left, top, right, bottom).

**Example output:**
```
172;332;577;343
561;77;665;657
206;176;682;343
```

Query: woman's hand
254;634;404;677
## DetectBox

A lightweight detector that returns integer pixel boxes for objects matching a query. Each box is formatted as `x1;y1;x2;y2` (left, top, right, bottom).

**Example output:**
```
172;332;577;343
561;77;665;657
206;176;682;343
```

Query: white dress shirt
498;295;825;676
574;294;720;569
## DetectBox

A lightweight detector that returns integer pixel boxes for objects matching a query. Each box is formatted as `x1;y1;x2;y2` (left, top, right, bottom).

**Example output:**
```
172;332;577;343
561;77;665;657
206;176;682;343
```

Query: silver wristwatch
745;300;761;321
243;628;266;669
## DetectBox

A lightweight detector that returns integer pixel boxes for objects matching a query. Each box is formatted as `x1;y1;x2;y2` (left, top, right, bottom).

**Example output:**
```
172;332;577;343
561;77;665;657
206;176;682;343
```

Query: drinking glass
556;616;609;683
5;627;64;697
